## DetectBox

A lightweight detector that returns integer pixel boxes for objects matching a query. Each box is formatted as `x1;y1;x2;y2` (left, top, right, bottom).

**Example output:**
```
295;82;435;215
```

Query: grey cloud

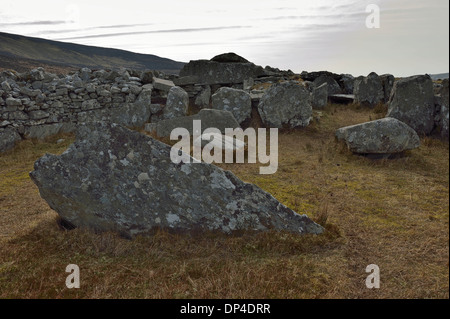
54;26;251;41
29;23;155;36
96;23;154;29
262;10;367;21
0;20;70;27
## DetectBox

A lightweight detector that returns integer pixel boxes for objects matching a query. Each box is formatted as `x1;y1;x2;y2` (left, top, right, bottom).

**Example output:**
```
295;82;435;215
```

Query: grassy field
0;104;448;298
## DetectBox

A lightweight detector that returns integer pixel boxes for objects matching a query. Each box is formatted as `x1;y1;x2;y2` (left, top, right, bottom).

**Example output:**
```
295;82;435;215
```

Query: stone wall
0;67;171;151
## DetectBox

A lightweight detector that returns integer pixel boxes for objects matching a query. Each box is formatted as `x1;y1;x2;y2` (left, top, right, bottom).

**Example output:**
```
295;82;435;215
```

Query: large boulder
211;87;252;124
146;109;241;138
354;72;384;107
386;75;435;135
30;122;323;237
179;60;266;85
163;86;189;120
0;128;22;153
335;117;420;154
258;81;312;128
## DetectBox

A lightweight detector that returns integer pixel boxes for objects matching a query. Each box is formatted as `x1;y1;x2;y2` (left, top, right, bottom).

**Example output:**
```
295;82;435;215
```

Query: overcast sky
0;0;448;77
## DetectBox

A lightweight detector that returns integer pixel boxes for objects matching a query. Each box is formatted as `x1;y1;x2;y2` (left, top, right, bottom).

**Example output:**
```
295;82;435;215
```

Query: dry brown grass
0;105;448;299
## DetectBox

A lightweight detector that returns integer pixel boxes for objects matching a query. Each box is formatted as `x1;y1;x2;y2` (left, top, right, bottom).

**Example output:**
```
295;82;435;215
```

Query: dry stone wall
0;67;171;151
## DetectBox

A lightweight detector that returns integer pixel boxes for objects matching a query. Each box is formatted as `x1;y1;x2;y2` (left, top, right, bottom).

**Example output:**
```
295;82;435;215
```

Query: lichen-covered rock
386;75;435;135
163;86;189;120
258;81;312;128
335;117;420;154
211;87;252;124
354;72;384;107
30;122;323;237
0;128;22;153
312;83;328;109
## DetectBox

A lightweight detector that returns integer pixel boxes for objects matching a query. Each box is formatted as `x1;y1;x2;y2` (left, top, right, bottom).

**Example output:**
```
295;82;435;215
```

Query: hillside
0;32;185;74
430;73;449;81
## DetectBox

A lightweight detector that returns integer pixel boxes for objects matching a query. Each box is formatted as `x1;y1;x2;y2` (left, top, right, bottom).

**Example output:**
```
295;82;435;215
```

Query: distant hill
0;32;185;74
430;73;449;81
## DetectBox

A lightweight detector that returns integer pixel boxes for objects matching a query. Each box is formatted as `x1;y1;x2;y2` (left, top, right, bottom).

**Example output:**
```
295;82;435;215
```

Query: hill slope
0;32;185;73
430;73;449;81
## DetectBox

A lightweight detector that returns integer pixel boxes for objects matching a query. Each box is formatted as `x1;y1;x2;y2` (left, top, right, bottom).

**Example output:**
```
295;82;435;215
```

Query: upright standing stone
386;75;435;135
258;81;312;128
211;87;252;125
163;86;189;120
354;72;384;107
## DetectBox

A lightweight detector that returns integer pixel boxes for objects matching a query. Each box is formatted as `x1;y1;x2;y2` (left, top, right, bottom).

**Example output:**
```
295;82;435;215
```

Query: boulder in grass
354;72;384;107
258;81;312;128
335;117;420;154
386;75;435;135
30;122;324;237
163;86;189;120
0;128;22;153
211;87;252;125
